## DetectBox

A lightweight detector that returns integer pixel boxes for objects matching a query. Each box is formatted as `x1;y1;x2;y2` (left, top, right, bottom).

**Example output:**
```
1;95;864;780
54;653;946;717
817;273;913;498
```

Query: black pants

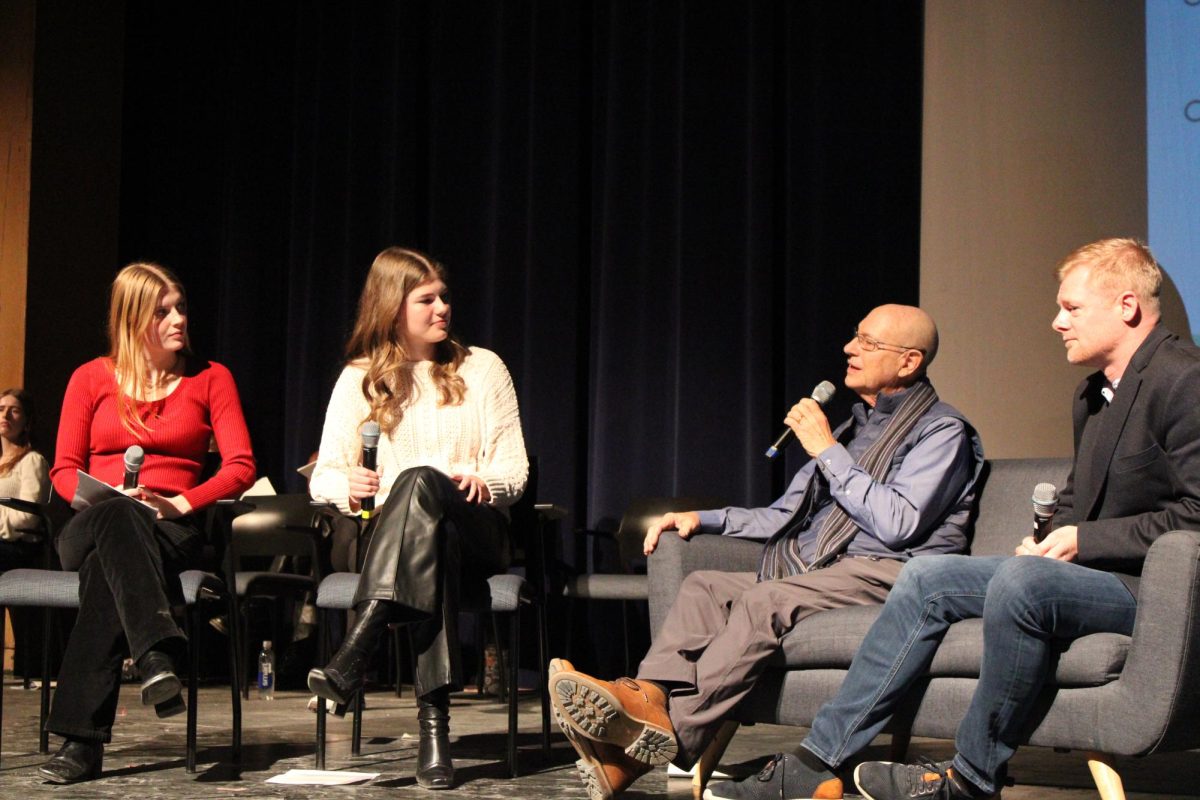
354;467;510;697
46;498;201;742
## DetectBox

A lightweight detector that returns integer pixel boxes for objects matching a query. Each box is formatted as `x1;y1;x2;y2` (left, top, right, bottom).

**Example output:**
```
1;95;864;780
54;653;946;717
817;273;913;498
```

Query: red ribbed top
51;357;256;512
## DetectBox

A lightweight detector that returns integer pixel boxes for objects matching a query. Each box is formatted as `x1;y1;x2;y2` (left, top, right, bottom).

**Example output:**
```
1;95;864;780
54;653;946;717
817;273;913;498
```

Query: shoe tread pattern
552;675;676;766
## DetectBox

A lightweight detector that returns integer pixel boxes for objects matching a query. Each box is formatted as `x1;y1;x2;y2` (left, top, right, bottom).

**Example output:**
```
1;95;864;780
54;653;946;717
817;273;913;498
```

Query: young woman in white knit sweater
308;246;528;790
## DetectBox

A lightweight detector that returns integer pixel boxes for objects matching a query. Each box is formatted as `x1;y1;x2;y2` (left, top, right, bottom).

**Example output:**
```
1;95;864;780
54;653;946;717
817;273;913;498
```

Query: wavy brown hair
345;247;468;434
107;262;191;435
0;387;34;477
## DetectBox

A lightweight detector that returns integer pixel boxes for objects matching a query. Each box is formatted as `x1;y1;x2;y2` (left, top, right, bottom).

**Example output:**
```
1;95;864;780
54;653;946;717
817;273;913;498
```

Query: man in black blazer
703;238;1200;800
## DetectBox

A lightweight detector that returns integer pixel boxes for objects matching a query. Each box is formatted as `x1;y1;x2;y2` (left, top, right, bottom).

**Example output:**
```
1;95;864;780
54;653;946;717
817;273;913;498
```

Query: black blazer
1054;325;1200;596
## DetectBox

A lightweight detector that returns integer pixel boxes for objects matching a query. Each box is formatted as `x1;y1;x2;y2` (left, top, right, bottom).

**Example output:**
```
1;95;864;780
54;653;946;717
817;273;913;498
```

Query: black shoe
703;752;843;799
415;690;454;790
137;649;182;707
39;739;104;784
307;599;392;706
854;758;997;800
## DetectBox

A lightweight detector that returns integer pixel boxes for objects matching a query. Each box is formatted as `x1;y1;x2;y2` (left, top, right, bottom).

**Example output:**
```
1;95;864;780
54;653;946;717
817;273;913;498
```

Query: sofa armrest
1093;529;1200;755
646;533;763;640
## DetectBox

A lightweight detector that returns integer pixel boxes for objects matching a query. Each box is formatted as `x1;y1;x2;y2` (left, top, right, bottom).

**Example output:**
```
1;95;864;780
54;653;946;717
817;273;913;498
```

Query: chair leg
392;626;403;698
351;689;363;756
889;731;911;762
186;607;199;773
225;598;242;763
39;605;52;754
1086;752;1127;800
620;600;632;676
536;599;550;758
693;721;739;796
315;608;327;770
507;609;520;778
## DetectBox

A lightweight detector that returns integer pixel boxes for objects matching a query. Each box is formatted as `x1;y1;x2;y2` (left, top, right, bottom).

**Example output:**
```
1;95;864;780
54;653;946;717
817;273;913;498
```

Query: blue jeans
802;554;1137;794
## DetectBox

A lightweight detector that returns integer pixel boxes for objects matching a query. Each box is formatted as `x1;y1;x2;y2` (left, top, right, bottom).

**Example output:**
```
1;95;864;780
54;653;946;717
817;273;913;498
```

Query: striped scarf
757;381;938;581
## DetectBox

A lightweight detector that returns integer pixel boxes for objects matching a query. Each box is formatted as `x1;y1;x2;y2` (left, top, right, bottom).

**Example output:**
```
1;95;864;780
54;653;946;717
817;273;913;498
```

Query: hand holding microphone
766;381;837;459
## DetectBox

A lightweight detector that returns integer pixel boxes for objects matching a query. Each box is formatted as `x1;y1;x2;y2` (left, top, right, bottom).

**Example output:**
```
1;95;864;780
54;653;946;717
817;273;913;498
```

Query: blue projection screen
1147;0;1200;343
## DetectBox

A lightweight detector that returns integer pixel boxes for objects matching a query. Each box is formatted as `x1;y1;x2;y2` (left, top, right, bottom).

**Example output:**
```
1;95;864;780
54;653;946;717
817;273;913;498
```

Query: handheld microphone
359;421;381;519
1032;482;1058;543
123;445;145;490
766;381;837;459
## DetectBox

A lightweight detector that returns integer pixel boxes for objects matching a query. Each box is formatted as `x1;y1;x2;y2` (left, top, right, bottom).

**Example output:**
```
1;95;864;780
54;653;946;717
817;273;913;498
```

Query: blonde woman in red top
40;263;255;784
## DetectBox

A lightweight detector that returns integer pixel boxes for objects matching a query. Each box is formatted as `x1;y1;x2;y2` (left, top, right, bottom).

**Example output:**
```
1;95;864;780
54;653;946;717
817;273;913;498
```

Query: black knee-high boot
307;600;392;705
416;687;454;789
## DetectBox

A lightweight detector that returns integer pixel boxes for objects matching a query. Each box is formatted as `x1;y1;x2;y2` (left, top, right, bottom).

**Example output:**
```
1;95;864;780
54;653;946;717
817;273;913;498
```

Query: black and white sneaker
703;752;843;800
854;758;997;800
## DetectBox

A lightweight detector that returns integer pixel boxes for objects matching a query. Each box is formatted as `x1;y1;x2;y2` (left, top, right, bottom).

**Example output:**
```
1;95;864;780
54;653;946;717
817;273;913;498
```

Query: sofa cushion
776;605;1130;687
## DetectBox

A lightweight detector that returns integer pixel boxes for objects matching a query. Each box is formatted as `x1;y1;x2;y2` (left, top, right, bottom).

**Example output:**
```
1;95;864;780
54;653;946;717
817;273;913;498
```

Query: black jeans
354;467;510;697
46;497;201;742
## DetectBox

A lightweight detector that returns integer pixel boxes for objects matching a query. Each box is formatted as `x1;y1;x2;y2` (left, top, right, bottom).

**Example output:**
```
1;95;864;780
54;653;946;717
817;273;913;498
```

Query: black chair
561;496;721;674
0;497;242;772
215;494;327;699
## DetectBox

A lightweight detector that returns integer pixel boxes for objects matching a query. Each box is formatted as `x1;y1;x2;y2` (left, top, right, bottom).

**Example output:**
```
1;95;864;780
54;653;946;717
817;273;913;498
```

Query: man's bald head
870;304;939;372
845;304;939;405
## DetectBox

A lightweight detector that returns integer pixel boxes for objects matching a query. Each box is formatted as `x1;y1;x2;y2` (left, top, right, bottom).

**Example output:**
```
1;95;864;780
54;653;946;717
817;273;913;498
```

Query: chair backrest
507;456;540;556
230;494;326;562
968;457;1073;557
616;496;723;567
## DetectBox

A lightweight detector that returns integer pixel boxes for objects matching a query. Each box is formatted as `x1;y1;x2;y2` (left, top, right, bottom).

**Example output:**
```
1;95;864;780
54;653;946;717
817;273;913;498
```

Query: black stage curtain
113;1;922;529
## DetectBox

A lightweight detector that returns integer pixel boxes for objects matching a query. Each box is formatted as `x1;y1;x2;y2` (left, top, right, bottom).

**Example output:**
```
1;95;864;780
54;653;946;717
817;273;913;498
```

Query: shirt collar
853;379;926;425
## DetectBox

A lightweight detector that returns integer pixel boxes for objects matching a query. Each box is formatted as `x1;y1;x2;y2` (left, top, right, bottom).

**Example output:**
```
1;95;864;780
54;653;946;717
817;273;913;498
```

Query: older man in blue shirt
549;303;984;800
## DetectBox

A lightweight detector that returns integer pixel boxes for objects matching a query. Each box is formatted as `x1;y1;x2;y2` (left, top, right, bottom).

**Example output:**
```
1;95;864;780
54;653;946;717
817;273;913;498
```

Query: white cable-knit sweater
310;347;528;514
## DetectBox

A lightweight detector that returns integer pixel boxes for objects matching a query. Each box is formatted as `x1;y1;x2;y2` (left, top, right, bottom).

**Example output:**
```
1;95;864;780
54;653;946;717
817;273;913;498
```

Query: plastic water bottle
257;640;275;700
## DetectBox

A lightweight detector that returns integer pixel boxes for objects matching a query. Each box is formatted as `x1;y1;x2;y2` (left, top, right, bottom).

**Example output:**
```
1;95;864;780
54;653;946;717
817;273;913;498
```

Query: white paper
265;769;379;786
296;460;318;480
242;476;277;497
71;470;156;521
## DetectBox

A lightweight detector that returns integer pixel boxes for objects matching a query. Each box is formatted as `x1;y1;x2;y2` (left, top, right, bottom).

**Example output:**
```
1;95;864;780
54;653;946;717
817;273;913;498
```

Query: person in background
41;262;255;784
0;387;51;550
0;387;54;680
308;246;527;790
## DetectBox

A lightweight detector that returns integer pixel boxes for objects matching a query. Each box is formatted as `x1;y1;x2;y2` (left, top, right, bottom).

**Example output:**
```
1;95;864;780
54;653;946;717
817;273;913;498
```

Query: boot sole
549;671;676;766
140;672;182;707
307;668;352;706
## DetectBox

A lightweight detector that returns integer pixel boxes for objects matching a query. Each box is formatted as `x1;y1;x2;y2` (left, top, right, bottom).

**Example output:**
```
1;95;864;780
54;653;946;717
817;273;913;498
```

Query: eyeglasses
853;327;925;355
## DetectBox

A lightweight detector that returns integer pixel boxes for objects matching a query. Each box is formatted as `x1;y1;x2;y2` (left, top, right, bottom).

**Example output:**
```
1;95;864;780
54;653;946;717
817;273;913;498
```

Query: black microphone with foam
1032;482;1058;543
123;445;145;490
359;421;381;519
765;380;837;459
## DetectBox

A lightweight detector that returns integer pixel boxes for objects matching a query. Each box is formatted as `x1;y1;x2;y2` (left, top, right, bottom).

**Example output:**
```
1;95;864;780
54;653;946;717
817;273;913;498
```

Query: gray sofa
647;458;1200;799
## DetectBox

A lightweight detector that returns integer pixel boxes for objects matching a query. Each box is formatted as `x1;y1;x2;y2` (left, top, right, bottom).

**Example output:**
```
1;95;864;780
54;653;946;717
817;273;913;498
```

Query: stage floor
1;679;1197;798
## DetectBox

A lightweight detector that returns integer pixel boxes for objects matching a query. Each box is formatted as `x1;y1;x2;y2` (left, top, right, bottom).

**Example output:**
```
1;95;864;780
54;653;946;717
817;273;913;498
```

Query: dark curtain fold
114;0;923;530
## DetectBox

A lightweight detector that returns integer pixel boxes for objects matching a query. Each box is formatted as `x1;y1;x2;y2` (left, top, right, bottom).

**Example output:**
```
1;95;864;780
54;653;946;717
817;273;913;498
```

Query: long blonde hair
107;262;191;435
0;387;34;477
345;247;468;434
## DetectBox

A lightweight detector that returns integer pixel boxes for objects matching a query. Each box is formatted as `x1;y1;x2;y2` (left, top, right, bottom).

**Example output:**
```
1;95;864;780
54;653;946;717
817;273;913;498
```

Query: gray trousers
636;555;904;765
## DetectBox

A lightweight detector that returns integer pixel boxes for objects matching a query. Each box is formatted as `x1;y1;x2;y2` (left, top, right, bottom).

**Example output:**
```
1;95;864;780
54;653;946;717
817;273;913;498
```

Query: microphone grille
361;421;381;448
124;445;145;470
811;381;837;406
1032;482;1058;512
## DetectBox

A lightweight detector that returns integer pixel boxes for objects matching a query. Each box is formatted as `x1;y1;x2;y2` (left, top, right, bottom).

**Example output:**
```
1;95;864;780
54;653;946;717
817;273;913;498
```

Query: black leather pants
353;467;510;696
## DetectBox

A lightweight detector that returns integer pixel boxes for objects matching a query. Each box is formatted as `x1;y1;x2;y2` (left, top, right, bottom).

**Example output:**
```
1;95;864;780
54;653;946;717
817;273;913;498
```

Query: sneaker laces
754;754;786;783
